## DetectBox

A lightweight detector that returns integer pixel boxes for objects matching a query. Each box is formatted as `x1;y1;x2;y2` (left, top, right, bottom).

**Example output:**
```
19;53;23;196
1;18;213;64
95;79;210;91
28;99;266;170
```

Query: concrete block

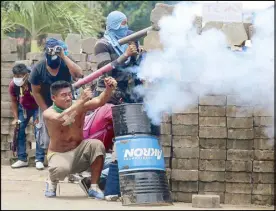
254;127;274;139
171;170;198;181
164;157;170;168
227;117;253;129
225;172;251;183
143;30;163;51
162;146;171;158
81;37;97;54
252;195;274;206
1;158;11;166
173;136;199;148
226;183;252;194
26;52;44;61
228;129;254;139
65;33;82;54
199;138;226;149
1;125;11;134
1;53;18;62
225;161;252;172
172;181;198;192
199;106;226;117
254;150;274;161
252;184;274;195
1;94;12;102
253;161;274;173
252;173;275;184
172;158;198;170
199;182;225;192
1;69;13;78
1;141;11;151
161;113;171;123
227;149;253;161
1;38;17;53
172;192;195;203
160;123;171;135
172;105;198;114
253;106;273;117
1;78;11;86
150;3;174;30
76;62;89;70
199;95;226;106
226;106;253;117
202;22;223;32
221;22;248;47
192;194;220;208
225;193;251;205
1;135;8;142
227;95;252;106
199;160;225;171
199;127;227;138
199;171;225;182
159;135;172;147
198;191;225;204
1;118;12;125
199;117;226;127
172;125;198;136
172;114;198;125
1;85;9;94
14;60;32;67
254;117;274;127
248;25;255;40
70;53;87;62
227;139;253;150
166;168;171;180
173;148;199;159
200;149;226;160
87;54;97;63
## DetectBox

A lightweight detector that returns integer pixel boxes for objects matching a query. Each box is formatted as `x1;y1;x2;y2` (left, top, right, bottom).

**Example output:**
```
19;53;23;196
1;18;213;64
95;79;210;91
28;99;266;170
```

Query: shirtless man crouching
43;77;117;199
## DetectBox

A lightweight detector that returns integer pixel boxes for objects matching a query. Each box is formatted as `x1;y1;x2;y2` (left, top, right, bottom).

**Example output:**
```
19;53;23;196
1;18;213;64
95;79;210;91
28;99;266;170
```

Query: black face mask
46;54;61;69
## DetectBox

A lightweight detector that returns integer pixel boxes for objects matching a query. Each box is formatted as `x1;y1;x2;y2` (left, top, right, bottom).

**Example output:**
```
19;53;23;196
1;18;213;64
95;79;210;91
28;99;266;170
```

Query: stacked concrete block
159;113;172;187
252;105;274;205
225;95;254;205
171;100;199;203
198;95;227;203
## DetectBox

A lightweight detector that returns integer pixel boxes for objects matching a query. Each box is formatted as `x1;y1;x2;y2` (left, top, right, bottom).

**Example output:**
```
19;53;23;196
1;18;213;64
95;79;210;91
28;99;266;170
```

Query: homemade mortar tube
72;26;154;89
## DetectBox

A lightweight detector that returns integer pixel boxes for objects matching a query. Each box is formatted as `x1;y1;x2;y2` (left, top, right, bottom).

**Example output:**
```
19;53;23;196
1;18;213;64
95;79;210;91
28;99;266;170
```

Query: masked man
43;77;117;199
94;10;144;104
29;38;83;149
9;63;45;170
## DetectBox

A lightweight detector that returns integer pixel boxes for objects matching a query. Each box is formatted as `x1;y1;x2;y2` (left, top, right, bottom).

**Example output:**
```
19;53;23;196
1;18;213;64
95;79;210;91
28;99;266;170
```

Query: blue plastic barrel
115;134;166;173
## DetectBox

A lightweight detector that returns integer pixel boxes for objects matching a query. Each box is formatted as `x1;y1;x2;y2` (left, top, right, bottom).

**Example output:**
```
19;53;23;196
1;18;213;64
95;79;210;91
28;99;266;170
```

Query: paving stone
199;127;227;138
192;194;220;208
199;106;226;117
199;138;226;149
225;160;252;172
199;95;226;106
173;136;199;148
199;117;226;127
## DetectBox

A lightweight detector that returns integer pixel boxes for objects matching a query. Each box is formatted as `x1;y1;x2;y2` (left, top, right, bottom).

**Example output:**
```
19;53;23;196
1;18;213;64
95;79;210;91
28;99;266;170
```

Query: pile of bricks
158;95;274;205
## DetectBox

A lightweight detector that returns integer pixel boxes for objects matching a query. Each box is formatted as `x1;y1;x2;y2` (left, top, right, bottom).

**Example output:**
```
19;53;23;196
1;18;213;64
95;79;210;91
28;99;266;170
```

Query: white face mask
13;77;24;87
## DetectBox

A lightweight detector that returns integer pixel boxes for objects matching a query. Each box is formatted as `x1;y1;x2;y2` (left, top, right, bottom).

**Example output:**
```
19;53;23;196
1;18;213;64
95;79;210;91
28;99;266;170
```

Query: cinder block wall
159;96;274;206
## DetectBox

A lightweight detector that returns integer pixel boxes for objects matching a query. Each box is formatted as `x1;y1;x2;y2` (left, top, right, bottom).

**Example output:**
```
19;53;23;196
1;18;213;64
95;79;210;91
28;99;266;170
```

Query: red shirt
9;81;38;110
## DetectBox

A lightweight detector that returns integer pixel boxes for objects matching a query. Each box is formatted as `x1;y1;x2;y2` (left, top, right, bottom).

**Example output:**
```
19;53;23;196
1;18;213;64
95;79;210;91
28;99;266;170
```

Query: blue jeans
17;105;45;162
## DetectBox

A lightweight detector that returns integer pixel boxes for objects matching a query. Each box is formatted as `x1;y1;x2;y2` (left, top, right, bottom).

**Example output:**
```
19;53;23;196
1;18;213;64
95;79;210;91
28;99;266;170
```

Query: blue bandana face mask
46;54;61;69
114;25;129;39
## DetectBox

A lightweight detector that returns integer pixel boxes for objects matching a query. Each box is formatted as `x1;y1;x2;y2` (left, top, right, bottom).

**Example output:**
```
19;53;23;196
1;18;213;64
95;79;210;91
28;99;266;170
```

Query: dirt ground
1;166;274;210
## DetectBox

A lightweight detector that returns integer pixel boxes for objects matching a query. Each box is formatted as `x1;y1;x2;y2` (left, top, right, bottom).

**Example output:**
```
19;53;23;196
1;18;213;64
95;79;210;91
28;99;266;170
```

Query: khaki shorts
47;139;105;182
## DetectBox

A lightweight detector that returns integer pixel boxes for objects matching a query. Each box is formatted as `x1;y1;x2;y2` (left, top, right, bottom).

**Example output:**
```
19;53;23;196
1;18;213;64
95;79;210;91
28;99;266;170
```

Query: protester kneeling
43;77;117;199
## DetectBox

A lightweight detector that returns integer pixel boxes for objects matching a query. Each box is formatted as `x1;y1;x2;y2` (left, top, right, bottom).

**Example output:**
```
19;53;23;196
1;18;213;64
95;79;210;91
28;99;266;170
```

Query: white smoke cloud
135;2;274;126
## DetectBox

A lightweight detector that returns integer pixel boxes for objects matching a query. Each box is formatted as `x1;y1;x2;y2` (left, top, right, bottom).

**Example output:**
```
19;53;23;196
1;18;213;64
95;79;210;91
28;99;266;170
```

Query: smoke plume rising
134;2;274;129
